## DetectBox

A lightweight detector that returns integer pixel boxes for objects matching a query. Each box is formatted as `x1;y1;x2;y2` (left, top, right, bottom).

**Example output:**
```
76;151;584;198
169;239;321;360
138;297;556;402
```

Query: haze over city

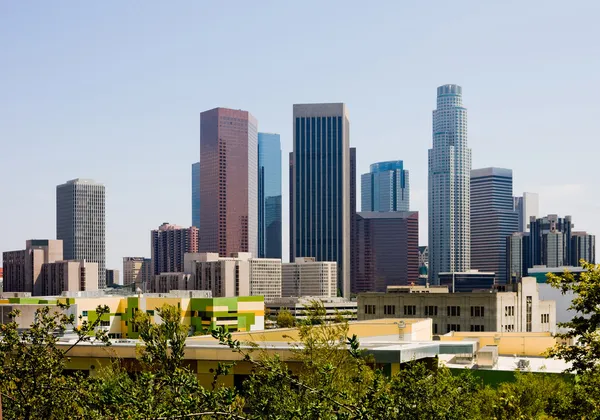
1;0;599;272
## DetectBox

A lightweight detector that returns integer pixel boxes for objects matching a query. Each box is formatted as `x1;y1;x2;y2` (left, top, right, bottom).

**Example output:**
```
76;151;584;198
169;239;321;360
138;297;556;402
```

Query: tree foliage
546;261;600;374
276;308;296;328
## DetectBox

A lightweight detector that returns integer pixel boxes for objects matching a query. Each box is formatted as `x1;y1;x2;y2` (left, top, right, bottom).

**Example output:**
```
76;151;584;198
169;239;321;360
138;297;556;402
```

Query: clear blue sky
1;1;599;273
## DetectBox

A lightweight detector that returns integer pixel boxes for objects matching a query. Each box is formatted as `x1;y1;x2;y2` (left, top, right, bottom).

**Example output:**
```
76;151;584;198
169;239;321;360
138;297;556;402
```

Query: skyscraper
151;223;199;275
470;167;518;284
571;231;596;265
428;85;471;283
192;162;200;229
361;160;410;212
529;215;573;267
353;211;419;293
514;192;539;232
199;107;258;257
291;103;351;298
56;179;106;288
258;133;282;259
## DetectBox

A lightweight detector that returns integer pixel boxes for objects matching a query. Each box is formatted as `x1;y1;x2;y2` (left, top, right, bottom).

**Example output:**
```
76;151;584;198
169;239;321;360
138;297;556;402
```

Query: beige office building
359;277;555;334
2;240;63;295
282;258;337;298
40;260;99;296
123;257;145;286
149;253;282;300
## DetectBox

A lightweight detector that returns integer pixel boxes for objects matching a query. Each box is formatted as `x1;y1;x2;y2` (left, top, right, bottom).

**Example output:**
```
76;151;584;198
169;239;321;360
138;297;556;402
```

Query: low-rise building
282;258;337;298
267;297;358;323
359;277;556;334
0;292;263;337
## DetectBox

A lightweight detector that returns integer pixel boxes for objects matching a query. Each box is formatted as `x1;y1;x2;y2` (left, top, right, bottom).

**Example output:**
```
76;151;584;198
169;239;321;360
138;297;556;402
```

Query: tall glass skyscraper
361;160;410;212
199;107;258;257
470;167;518;284
291;103;351;298
258;133;282;259
428;84;472;283
192;162;200;228
56;179;106;288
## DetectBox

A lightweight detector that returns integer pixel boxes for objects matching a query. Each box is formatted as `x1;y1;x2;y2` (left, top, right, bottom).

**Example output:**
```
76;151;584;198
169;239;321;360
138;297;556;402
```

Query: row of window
366;305;486;317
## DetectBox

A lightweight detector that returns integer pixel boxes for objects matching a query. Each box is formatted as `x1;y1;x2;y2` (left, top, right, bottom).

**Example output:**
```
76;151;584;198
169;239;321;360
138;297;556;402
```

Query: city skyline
2;2;599;272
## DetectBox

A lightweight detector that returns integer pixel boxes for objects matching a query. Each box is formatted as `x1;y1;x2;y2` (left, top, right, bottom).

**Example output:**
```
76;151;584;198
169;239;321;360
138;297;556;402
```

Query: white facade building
514;192;539;232
359;277;556;334
248;258;282;302
282;258;337;298
428;85;471;283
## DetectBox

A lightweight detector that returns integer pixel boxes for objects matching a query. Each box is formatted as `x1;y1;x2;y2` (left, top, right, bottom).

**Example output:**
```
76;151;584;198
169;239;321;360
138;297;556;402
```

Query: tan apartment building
40;260;99;295
2;239;63;295
149;253;282;301
359;277;556;334
123;257;145;286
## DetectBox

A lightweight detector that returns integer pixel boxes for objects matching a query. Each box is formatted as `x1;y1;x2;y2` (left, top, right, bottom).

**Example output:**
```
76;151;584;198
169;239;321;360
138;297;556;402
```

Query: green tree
546;261;600;374
276;308;296;328
0;303;110;419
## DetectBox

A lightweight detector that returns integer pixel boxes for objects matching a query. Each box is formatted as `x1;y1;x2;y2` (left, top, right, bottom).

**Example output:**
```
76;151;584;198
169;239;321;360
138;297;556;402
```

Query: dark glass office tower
291;103;351;298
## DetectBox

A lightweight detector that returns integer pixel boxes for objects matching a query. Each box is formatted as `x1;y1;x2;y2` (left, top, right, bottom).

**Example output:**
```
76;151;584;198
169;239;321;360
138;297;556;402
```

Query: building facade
506;233;531;283
199;107;258;257
571;231;596;265
470;168;518;284
2;240;63;295
508;216;595;282
513;192;539;232
358;277;556;334
0;294;264;337
56;179;106;288
151;223;199;275
248;258;282;303
428;85;471;283
267;297;358;323
529;215;573;268
106;269;119;287
361;160;410;212
282;258;337;298
352;212;419;293
184;253;252;298
438;270;496;293
150;252;282;302
40;260;99;296
258;133;282;259
123;257;145;286
192;161;200;229
291;103;351;297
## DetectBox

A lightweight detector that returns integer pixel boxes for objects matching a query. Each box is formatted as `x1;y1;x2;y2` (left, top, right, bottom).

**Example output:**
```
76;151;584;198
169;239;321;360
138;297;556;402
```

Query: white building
248;258;282;302
359;277;556;334
267;296;357;323
282;258;337;298
514;192;539;232
428;85;472;283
